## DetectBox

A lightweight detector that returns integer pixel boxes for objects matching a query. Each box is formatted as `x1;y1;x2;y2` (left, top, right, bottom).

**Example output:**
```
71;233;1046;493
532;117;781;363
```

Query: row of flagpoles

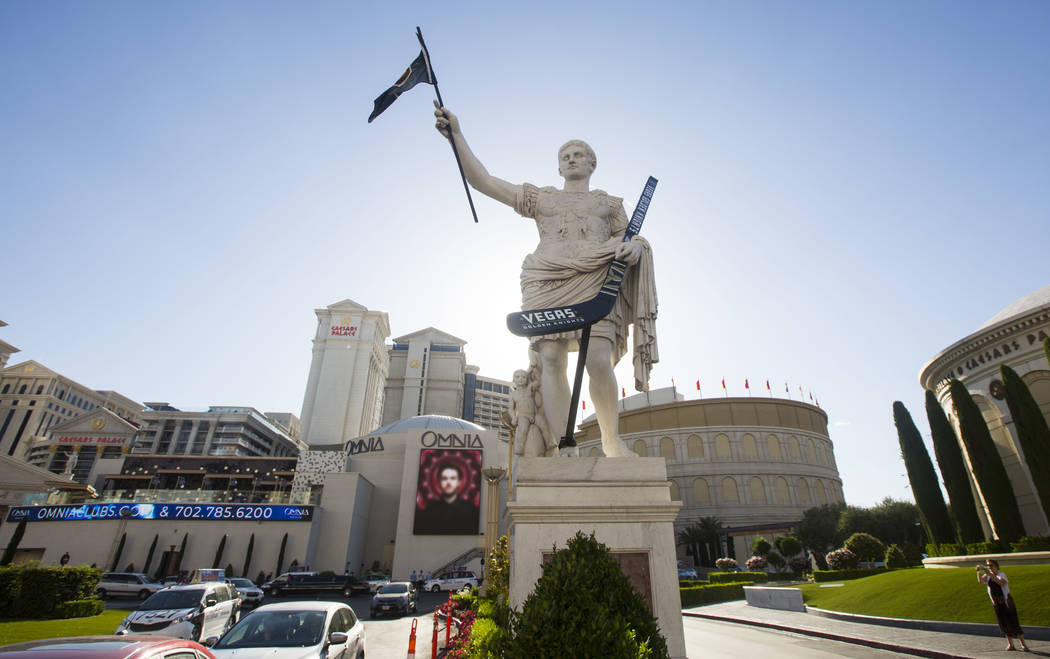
581;379;820;412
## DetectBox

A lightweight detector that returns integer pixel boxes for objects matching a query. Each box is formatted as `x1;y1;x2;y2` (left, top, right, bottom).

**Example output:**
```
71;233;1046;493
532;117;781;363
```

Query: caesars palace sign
344;431;483;456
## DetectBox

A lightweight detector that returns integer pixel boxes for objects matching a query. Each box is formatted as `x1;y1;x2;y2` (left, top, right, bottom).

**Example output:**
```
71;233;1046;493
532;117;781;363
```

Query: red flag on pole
721;378;726;390
766;380;770;391
622;387;626;398
582;400;586;410
785;382;789;393
696;379;700;391
745;378;749;389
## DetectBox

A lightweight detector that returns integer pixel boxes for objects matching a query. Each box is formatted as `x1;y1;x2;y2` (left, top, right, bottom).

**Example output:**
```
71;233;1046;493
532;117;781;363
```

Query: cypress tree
143;534;158;575
110;533;127;572
1000;364;1050;521
174;532;188;575
949;379;1026;540
1044;337;1050;367
893;401;955;543
926;390;983;543
276;533;288;576
0;519;27;565
242;533;255;578
212;534;227;569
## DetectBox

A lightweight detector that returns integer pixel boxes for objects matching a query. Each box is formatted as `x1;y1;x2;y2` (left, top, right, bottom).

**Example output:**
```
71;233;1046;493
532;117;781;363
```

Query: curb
807;607;1050;642
682;610;970;659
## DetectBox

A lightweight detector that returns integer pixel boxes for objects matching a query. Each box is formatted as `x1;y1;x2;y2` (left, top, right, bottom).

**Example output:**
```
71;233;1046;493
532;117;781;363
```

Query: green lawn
793;566;1050;626
0;610;128;646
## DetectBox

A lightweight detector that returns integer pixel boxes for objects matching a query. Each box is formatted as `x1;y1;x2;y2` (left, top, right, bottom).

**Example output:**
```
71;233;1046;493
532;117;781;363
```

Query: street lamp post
481;467;507;576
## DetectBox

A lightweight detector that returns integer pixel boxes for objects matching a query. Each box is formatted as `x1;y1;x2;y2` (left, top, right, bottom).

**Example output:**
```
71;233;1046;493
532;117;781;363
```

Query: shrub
844;533;885;562
714;558;737;571
506;532;668;659
679;582;748;607
319;570;336;577
884;544;908;569
925;543;964;558
766;551;786;571
751;537;772;557
0;564;102;618
745;556;767;571
54;598;105;618
825;549;858;570
1010;536;1050;552
788;556;809;572
708;571;767;584
966;541;1008;556
812;568;884;583
774;535;803;558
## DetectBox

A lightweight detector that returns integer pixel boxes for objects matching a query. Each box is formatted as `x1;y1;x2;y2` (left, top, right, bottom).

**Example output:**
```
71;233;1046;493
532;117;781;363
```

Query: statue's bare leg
586;337;636;458
536;339;570;451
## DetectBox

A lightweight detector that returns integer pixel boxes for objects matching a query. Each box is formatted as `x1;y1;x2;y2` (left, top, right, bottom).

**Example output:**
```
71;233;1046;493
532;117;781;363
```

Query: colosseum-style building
574;389;843;560
920;284;1050;538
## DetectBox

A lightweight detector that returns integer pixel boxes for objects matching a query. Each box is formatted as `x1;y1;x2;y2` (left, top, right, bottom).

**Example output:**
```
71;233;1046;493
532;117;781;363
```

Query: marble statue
510;367;556;457
435;103;658;458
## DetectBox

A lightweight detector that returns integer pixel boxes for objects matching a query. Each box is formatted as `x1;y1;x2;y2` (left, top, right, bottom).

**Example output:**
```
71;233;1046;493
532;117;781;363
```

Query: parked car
209;601;365;659
423;570;478;593
361;572;390;593
677;567;699;580
370;581;417;618
116;582;240;642
0;636;216;658
228;578;263;608
96;572;165;600
262;573;367;598
260;571;318;593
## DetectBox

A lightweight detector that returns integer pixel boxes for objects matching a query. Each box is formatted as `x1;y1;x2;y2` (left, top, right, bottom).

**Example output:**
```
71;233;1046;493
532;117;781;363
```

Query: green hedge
812;568;884;583
1011;536;1050;552
53;598;106;619
678;579;707;588
0;564;102;618
707;571;767;584
680;582;748;607
925;537;1050;557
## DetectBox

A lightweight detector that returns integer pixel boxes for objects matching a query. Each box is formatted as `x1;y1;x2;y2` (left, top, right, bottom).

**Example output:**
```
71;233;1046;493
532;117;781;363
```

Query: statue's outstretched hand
615;237;644;265
434;101;460;139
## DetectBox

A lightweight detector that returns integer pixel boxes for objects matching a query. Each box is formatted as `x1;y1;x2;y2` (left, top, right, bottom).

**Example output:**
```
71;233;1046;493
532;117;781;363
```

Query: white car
209;601;365;659
116;582;239;642
228;578;263;608
362;573;390;593
97;572;164;600
423;570;478;593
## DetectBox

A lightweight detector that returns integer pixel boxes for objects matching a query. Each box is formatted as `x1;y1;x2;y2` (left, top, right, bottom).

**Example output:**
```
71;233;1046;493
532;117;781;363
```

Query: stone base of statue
507;457;686;659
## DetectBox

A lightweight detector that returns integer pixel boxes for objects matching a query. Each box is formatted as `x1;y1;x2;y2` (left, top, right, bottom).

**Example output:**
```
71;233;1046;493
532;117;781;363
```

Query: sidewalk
683;600;1050;658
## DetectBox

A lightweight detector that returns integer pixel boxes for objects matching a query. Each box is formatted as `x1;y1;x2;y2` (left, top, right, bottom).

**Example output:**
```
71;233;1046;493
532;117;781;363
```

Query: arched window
816;480;828;504
797;478;811;504
633;439;649;457
687;434;704;458
741;434;757;458
802;438;814;462
660;436;675;460
775;477;791;503
721;477;739;503
749;476;766;503
35;385;44;395
669;480;680;501
767;435;781;459
693;477;710;504
715;434;731;458
788;436;801;460
18;385;26;394
588;447;600;457
1021;370;1050;418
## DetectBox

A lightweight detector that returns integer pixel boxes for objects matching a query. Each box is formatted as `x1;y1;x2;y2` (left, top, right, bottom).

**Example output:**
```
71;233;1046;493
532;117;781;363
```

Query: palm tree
697;516;724;565
677;517;723;566
676;523;706;567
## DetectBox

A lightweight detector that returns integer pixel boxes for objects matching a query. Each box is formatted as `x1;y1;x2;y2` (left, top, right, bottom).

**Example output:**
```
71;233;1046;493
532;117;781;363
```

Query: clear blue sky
2;1;1047;507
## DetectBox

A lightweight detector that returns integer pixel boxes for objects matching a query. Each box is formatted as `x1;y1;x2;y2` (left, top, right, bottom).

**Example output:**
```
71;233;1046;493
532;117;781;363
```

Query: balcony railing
84;488;311;505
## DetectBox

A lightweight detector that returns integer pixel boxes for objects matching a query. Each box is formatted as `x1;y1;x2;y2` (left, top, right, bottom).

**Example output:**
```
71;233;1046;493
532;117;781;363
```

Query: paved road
683;615;913;658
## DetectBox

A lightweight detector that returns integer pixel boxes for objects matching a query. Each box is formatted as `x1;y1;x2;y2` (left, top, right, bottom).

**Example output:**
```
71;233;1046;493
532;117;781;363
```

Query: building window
775;476;790;503
797;477;811;504
35;386;43;395
803;438;814;463
632;439;648;457
721;477;739;503
788;436;801;460
715;434;731;458
693;477;710;504
767;434;781;459
659;437;675;460
741;434;757;458
816;480;828;504
749;476;766;503
687;434;703;458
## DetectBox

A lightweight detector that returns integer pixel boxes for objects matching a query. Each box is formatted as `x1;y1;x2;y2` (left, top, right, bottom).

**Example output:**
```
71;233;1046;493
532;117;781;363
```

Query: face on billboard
413;449;481;535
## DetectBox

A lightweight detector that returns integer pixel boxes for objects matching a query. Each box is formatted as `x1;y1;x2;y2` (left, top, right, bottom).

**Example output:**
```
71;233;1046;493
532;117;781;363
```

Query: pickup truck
262;573;370;598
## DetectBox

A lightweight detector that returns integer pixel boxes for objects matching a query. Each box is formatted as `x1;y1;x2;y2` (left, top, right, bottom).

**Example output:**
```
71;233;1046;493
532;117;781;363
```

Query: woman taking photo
977;559;1029;651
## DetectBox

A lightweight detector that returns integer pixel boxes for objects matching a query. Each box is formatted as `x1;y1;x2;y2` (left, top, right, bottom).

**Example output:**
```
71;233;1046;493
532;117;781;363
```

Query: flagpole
416;27;479;224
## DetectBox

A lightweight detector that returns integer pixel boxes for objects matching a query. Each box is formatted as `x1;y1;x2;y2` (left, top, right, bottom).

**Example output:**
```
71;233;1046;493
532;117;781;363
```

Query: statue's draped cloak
514;183;659;391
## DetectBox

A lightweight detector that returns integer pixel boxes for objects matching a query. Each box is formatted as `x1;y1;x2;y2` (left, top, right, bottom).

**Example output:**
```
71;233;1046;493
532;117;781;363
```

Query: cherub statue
510;366;556;457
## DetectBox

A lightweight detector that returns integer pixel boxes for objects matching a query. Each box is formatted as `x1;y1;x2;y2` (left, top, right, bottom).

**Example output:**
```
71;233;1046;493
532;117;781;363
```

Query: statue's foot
544;446;560;457
602;438;638;458
558;445;579;457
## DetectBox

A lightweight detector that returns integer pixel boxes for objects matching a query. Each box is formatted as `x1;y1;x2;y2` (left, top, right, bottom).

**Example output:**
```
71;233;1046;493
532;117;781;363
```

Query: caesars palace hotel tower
299;299;391;446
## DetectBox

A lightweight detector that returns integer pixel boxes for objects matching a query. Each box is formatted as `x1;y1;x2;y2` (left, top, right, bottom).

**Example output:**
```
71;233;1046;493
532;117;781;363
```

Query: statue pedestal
507;457;686;659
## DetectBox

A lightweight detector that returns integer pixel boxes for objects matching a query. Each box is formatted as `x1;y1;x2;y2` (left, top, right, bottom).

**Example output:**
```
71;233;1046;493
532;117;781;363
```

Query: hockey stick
505;176;657;337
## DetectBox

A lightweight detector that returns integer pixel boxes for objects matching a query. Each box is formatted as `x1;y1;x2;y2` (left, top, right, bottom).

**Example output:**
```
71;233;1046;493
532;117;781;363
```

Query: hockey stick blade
506;176;657;337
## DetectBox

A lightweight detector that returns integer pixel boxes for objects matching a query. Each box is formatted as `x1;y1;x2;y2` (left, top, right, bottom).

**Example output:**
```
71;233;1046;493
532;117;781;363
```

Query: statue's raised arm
434;102;518;208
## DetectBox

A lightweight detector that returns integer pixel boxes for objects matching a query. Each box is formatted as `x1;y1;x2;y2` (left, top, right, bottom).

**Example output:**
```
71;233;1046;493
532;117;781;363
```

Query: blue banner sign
6;503;313;523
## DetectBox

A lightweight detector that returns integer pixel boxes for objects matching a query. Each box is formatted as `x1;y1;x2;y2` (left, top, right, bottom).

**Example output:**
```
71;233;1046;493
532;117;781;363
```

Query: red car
0;635;216;658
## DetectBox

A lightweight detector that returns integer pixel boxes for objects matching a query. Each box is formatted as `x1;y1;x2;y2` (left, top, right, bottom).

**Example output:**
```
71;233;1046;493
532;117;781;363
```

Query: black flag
368;51;434;123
